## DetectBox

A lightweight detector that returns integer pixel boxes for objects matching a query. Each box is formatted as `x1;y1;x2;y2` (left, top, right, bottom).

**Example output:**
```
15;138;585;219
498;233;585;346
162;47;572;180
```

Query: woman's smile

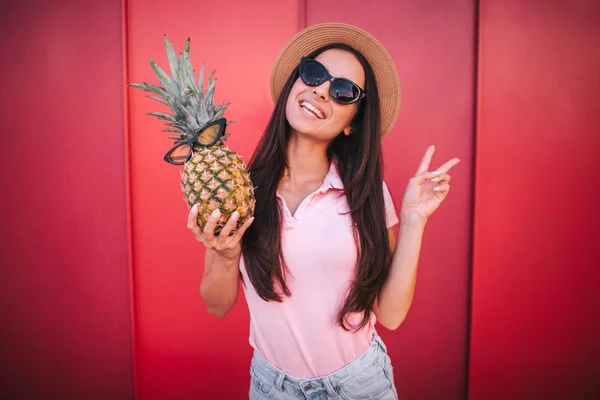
299;100;326;119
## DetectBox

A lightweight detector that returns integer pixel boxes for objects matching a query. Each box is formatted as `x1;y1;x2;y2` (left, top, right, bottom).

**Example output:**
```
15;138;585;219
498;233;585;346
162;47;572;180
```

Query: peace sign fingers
434;157;461;174
416;145;461;175
415;145;436;175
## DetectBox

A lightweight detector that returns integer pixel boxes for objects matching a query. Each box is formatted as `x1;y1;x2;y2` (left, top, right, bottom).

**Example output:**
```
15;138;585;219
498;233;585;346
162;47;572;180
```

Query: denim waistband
250;333;389;398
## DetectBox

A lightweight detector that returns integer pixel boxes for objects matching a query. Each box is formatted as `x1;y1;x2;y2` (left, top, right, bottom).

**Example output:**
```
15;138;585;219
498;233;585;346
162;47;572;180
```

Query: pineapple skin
181;145;255;235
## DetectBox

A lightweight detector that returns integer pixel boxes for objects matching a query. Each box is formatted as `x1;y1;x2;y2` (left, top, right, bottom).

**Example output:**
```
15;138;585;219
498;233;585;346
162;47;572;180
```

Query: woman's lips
299;100;326;119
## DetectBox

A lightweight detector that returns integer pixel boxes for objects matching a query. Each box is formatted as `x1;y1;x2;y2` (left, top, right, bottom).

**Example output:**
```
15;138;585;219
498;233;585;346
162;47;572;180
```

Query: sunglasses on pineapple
298;57;366;105
164;118;226;165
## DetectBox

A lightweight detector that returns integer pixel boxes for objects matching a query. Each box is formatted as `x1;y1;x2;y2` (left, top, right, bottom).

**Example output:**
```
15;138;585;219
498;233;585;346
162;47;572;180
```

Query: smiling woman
186;22;460;400
286;48;365;139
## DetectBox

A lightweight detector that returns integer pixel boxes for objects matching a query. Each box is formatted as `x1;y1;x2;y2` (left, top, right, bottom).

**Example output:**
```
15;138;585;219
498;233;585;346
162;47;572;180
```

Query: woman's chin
286;113;341;142
287;112;317;134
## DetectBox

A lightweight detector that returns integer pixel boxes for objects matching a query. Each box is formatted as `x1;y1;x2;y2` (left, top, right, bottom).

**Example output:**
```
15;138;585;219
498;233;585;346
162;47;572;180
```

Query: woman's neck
283;131;330;186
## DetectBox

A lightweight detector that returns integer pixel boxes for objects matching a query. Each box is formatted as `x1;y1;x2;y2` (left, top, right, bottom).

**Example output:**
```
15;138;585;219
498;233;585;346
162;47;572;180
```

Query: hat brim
270;22;401;140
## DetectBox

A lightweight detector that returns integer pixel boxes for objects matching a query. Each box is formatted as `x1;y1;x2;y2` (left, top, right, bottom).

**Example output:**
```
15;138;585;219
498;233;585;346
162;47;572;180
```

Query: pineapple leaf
129;82;169;98
165;122;189;131
147;112;177;122
185;88;200;120
180;85;195;107
207;69;216;83
205;71;217;110
214;103;229;120
163;35;180;86
178;71;188;98
179;51;198;96
164;93;200;131
146;95;168;106
183;37;190;54
197;62;205;100
214;102;230;111
198;93;208;119
149;58;181;100
213;102;230;119
197;67;208;118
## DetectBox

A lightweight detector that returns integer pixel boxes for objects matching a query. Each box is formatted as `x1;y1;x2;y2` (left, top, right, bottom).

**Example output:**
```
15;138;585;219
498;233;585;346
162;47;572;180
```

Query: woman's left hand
400;145;461;222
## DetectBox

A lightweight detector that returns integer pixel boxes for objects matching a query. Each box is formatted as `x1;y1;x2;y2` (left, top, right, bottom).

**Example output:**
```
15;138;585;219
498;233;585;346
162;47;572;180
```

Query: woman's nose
313;81;330;101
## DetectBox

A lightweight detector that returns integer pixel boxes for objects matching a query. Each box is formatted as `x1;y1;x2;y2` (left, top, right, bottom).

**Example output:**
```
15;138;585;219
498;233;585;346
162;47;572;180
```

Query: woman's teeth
300;101;324;119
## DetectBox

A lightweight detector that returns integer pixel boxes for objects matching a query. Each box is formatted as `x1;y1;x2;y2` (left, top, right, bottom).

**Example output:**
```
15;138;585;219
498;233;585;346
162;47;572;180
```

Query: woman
187;23;460;399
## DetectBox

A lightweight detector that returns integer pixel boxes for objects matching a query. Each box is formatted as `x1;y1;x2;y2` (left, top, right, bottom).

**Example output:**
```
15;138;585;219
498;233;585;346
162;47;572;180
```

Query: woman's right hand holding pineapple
187;204;254;260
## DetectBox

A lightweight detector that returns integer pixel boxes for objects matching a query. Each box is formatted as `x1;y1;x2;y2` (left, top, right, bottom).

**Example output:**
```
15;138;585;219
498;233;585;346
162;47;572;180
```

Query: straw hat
270;22;401;139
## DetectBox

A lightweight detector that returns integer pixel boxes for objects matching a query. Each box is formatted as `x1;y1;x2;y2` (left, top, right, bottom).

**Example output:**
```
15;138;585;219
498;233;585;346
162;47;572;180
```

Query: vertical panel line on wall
121;0;138;397
467;0;480;398
298;0;307;31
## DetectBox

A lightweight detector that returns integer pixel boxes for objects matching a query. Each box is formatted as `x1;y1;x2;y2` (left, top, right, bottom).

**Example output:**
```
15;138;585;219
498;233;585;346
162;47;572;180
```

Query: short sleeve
382;181;399;228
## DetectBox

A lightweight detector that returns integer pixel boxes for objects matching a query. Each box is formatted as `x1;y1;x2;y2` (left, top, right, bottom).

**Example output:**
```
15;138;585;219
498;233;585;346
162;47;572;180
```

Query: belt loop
323;376;338;397
275;371;285;390
374;333;388;353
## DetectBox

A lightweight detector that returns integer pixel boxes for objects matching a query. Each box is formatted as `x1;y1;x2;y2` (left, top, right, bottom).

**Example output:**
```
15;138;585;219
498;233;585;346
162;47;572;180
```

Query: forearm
376;214;427;330
199;254;240;318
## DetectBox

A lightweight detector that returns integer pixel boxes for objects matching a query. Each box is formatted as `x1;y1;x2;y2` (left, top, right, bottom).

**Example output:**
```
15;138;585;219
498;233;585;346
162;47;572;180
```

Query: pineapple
130;35;255;235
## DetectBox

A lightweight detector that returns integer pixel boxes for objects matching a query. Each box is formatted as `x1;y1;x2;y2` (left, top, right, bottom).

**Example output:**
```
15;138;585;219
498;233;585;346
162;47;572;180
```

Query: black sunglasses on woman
298;57;366;105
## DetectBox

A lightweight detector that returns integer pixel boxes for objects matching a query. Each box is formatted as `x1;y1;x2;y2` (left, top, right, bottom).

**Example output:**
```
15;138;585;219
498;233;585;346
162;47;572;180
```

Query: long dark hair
242;43;393;331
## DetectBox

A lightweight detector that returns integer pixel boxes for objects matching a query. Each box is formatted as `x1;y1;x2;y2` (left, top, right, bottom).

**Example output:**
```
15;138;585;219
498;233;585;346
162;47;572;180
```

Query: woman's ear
343;126;352;136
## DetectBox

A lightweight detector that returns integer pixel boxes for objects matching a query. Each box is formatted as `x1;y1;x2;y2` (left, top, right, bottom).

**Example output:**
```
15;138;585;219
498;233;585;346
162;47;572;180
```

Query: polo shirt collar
321;159;344;191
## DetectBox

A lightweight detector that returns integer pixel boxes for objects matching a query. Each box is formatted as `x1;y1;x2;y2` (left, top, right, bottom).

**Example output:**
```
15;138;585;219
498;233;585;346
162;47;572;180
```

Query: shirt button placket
296;193;317;221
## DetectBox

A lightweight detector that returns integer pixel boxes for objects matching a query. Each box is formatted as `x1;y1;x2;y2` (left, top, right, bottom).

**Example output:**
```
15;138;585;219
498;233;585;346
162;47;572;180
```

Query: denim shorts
249;334;398;400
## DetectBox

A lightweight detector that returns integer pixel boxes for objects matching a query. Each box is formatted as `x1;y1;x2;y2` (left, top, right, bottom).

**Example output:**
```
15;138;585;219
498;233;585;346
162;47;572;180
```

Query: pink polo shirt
239;162;399;378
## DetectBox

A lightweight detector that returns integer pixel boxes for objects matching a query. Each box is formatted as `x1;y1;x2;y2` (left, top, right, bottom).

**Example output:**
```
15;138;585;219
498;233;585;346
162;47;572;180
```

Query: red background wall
2;0;598;399
0;0;134;398
470;1;600;398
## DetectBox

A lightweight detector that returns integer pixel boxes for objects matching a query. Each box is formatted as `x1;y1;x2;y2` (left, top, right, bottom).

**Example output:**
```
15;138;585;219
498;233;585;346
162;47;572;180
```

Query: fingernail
431;177;441;182
231;211;239;219
211;209;220;218
433;186;442;191
432;171;442;175
192;204;198;212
